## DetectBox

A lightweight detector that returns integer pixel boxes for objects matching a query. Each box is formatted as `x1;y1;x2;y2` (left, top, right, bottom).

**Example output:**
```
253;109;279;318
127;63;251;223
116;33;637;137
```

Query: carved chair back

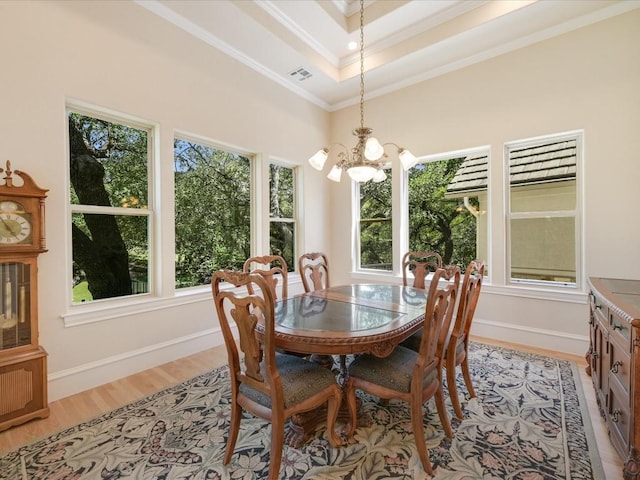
298;252;330;292
243;254;288;301
402;251;443;290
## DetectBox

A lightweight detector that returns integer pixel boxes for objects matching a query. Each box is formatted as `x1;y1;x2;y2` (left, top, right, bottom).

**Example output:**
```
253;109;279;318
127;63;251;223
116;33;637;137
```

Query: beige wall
1;1;639;400
0;0;329;400
329;9;640;353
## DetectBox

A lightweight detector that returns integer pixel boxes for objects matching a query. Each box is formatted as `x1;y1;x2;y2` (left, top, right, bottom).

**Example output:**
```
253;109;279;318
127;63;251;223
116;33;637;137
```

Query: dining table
259;283;429;447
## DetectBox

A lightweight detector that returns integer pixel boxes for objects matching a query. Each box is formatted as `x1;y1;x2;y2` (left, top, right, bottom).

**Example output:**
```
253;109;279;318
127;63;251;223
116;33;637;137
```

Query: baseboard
47;328;225;402
47;316;589;402
471;317;589;357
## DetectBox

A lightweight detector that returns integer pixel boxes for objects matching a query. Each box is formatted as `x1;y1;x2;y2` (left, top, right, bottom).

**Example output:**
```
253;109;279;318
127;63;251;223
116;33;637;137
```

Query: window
68;109;152;303
506;132;581;287
174;137;251;288
409;149;489;269
269;164;296;271
359;168;392;271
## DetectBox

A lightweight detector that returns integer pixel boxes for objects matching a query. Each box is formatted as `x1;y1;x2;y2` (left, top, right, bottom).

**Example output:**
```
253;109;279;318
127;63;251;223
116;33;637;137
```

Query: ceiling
136;0;639;111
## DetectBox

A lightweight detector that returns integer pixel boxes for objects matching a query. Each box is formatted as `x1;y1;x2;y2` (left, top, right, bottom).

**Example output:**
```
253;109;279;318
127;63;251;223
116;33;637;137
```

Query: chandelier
307;0;417;183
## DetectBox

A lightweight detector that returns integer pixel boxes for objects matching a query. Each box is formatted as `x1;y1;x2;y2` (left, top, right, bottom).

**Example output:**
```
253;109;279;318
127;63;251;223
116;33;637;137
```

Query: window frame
66;101;156;309
355;163;393;273
504;130;583;291
406;146;490;278
268;160;299;272
353;146;490;282
173;132;255;289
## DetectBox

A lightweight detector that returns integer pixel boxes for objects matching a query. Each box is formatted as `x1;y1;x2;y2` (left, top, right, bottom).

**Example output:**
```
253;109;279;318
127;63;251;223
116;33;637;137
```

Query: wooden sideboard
587;277;640;479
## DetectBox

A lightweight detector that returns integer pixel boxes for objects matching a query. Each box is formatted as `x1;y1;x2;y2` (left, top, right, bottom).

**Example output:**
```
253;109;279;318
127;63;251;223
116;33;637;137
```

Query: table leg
283;354;370;448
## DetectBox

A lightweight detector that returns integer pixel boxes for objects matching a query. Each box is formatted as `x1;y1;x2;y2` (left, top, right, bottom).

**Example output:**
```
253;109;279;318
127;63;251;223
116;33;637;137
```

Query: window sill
61;288;211;328
351;270;587;304
62;275;304;328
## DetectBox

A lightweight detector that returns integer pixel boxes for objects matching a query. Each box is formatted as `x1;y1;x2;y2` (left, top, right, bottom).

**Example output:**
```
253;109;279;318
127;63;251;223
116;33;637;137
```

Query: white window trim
354;145;491;281
504;130;584;291
268;158;300;270
65;101;159;320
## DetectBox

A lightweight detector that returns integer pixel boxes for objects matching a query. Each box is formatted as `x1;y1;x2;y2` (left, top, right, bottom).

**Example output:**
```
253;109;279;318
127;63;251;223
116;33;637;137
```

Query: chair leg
411;401;433;475
325;386;343;447
461;355;476;398
224;402;242;464
268;420;285;480
446;362;464;420
434;385;453;438
344;378;358;437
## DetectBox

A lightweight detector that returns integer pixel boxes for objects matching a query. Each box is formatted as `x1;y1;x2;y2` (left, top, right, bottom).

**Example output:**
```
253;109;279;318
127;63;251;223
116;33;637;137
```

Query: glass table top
275;284;427;334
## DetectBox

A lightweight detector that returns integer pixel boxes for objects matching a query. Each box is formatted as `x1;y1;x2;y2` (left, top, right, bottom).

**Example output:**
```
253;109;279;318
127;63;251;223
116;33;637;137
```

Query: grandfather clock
0;161;49;431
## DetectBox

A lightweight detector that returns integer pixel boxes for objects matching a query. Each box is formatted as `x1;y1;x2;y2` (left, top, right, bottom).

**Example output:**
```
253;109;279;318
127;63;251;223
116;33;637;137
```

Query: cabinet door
590;310;608;411
0;261;35;354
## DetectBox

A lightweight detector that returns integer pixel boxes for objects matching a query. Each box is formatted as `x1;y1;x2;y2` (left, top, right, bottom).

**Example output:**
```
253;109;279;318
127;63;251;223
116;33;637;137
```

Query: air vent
289;67;312;81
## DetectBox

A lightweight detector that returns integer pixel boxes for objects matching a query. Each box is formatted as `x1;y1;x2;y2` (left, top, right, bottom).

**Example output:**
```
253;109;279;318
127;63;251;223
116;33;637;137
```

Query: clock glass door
0;262;31;351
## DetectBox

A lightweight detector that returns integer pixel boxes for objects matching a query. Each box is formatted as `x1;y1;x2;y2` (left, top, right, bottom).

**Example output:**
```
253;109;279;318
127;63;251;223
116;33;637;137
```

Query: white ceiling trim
136;0;640;113
326;0;640;111
135;0;332;110
256;1;341;66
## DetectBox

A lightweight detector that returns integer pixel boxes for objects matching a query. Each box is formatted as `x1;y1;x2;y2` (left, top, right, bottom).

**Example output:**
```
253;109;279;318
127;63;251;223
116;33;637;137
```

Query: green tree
174;140;251;287
69;113;149;300
360;171;393;269
358;158;477;271
408;158;476;266
269;165;295;270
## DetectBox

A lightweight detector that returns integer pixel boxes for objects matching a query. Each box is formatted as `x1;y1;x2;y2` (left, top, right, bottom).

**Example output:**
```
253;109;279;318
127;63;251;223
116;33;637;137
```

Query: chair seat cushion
348;346;433;393
240;353;337;409
401;330;465;362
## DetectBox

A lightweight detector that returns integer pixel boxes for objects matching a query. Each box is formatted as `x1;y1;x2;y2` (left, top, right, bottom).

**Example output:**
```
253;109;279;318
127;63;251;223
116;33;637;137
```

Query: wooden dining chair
344;267;459;475
243;254;288;301
402;251;443;289
443;260;485;419
298;252;330;293
400;265;461;355
211;270;342;480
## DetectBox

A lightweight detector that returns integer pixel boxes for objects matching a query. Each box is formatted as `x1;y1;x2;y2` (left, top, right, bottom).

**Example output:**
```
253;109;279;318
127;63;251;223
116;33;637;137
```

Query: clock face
0;212;32;244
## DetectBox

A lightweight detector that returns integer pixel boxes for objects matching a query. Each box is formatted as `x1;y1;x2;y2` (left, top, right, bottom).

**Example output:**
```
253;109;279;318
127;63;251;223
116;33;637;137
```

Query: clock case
0;163;49;431
0;165;47;253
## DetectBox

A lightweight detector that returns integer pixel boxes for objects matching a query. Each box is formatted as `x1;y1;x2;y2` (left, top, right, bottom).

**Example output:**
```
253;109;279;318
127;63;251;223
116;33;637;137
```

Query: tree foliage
174;140;251;287
408;158;477;266
69;113;149;300
360;170;393;269
269;164;295;270
359;158;478;271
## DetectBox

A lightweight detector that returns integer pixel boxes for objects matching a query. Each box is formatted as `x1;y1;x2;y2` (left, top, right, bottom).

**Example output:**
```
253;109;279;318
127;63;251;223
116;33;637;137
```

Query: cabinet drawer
608;379;631;456
589;292;608;323
608;340;631;396
609;310;631;352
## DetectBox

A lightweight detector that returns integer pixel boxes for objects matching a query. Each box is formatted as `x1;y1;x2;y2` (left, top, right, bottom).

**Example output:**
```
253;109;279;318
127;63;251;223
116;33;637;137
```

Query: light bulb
308;148;329;171
399;149;418;170
327;165;343;182
364;137;384;160
372;169;387;183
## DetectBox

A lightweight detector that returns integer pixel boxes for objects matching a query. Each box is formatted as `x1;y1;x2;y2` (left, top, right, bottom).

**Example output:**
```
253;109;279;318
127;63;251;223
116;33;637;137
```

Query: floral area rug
0;343;603;479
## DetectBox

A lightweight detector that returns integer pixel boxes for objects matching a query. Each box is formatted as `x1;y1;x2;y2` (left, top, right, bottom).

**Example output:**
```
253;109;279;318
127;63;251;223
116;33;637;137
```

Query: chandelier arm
325;143;350;157
306;0;414;183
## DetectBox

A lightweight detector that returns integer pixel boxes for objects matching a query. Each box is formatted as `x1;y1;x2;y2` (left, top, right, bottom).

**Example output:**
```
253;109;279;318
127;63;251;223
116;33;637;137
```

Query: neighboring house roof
445;139;577;196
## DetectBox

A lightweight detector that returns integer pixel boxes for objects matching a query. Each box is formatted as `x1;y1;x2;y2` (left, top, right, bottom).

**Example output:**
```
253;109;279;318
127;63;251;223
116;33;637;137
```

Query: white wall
328;9;640;355
0;0;329;400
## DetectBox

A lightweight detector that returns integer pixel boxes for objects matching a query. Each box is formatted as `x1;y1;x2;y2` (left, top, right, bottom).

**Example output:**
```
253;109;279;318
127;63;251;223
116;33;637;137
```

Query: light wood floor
0;336;624;478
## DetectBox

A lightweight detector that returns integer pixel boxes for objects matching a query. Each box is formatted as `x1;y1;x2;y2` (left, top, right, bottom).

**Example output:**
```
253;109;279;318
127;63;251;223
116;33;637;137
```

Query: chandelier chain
359;0;365;131
306;0;416;181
